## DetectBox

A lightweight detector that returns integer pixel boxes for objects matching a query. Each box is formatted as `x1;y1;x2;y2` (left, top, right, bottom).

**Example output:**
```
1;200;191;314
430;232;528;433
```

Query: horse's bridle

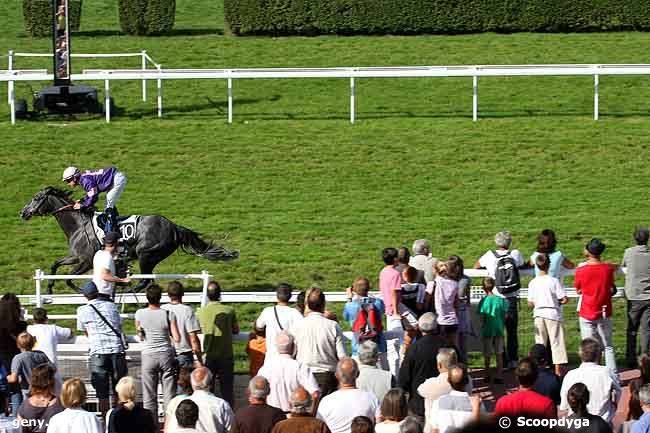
52;203;74;214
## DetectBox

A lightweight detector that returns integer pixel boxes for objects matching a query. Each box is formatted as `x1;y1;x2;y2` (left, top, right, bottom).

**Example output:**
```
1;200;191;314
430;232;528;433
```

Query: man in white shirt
560;338;621;424
356;340;394;404
289;287;347;396
474;230;525;369
166;367;234;433
92;231;130;298
429;365;482;433
317;358;380;433
258;331;320;412
173;399;206;433
256;283;303;358
418;348;473;433
409;239;439;284
27;307;72;366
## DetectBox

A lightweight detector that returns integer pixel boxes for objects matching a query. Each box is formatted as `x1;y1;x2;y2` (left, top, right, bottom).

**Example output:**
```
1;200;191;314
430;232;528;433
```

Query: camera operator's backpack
352;299;383;344
492;250;521;295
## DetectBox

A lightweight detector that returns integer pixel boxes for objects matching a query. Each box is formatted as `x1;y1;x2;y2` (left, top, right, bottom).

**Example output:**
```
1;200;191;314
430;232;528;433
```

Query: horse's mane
41;186;74;201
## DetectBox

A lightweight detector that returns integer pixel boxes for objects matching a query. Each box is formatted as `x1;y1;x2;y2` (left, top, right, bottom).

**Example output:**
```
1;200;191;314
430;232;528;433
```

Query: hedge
224;0;650;36
22;0;82;37
118;0;176;35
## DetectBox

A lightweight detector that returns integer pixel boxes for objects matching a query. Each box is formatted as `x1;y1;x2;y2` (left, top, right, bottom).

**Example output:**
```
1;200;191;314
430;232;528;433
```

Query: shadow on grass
167;28;224;37
217;109;650;121
74;28;223;38
74;30;124;37
122;96;273;119
228;283;278;292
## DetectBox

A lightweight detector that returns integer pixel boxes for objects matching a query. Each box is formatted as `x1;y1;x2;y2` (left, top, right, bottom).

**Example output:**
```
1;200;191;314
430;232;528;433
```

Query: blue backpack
0;363;8;397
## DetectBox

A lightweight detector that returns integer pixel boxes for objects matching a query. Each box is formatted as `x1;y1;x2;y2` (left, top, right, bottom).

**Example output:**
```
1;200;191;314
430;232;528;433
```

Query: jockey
62;165;127;233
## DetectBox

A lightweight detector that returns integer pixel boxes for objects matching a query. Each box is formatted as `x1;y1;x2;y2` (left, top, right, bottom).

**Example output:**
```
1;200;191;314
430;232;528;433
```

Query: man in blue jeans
77;281;128;418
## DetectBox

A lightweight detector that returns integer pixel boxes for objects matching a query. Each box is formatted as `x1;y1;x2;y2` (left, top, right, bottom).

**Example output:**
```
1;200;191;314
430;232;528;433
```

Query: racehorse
20;187;239;293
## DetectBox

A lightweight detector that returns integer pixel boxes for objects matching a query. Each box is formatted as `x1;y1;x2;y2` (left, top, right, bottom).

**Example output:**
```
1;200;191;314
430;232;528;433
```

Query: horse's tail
175;226;239;261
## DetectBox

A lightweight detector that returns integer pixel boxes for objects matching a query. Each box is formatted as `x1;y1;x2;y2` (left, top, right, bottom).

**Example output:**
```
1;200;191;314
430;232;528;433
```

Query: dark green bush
22;0;82;37
224;0;650;36
118;0;176;35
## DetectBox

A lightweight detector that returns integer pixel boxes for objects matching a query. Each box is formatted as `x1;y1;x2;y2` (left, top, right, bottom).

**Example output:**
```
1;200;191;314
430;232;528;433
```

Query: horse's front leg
65;262;92;293
49;255;81;294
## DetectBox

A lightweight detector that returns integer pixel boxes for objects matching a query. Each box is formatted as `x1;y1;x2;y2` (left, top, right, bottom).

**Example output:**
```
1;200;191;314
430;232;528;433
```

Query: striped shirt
77;299;123;355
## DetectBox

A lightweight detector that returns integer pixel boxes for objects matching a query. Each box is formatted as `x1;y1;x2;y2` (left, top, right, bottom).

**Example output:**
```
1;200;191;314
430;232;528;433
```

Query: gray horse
20;187;239;293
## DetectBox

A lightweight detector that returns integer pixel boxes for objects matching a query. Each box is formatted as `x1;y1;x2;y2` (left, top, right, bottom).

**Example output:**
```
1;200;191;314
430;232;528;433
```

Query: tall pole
52;0;71;86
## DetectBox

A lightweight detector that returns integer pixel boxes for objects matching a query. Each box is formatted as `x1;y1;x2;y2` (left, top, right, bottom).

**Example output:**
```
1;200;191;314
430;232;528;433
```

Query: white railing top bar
0;69;48;75
13;52;145;58
7;50;161;70
36;272;209;280
23;265;626;309
3;63;650;83
16;287;621;307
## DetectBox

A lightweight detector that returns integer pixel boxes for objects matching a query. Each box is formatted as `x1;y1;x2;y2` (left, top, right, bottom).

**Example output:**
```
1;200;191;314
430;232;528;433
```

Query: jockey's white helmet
62;166;80;182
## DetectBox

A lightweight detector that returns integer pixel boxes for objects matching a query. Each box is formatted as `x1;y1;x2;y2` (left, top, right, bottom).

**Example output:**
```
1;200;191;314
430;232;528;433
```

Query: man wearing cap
76;281;128;418
62;165;127;233
575;237;618;372
93;231;130;300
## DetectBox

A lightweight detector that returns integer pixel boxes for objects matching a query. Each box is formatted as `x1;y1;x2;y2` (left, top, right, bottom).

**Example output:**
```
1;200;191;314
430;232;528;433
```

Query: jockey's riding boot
105;207;118;233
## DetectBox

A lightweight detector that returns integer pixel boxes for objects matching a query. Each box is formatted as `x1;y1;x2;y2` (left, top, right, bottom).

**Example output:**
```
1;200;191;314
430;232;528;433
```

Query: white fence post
472;75;478;122
9;78;15;125
105;80;111;123
34;268;43;308
201;270;209;307
7;50;14;105
350;76;356;124
227;77;233;124
157;66;163;118
142;50;147;102
594;73;599;121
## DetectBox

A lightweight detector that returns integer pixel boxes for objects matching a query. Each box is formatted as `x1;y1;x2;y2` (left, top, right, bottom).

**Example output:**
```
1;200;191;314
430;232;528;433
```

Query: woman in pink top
432;258;461;345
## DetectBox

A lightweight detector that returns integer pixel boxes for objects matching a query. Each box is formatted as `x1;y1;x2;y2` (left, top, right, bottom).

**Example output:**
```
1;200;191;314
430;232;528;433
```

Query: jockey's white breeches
105;171;127;209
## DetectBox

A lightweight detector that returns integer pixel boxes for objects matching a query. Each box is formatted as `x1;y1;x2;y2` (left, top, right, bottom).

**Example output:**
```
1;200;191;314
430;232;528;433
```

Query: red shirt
574;263;616;320
495;389;556;419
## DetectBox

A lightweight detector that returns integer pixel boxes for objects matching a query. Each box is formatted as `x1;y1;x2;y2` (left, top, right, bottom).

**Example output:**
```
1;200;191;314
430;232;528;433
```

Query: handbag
89;303;129;352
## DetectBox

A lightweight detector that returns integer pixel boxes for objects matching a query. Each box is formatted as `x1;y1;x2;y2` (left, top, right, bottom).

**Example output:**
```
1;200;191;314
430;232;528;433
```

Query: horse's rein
52;204;75;214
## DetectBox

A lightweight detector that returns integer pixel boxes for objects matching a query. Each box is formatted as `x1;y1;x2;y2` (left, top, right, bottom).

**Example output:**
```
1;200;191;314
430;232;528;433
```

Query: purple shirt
434;276;459;325
79;166;117;208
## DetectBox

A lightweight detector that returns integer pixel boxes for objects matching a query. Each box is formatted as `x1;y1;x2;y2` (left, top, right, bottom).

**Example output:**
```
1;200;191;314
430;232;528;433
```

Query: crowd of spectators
0;227;650;433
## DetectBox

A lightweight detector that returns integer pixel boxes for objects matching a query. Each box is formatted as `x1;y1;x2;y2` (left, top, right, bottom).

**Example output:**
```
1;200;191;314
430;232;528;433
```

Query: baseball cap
104;231;120;245
585;238;606;256
82;281;98;297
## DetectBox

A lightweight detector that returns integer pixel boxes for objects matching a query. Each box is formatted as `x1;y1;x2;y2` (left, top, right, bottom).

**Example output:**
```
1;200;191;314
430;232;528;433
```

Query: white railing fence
3;49;162;123
2;63;650;125
31;268;211;310
24;265;627;321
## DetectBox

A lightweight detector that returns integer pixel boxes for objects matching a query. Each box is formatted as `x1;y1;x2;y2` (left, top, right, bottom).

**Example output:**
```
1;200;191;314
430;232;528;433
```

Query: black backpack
492;250;521;295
